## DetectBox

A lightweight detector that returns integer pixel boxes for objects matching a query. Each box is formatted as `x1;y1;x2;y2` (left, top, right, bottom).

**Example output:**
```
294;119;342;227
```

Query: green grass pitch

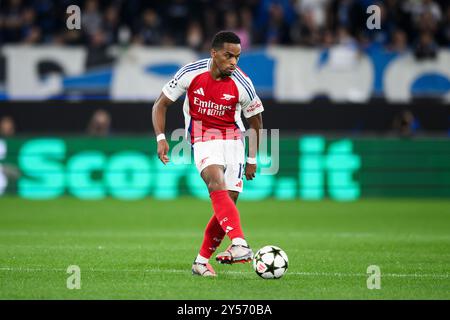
0;197;449;299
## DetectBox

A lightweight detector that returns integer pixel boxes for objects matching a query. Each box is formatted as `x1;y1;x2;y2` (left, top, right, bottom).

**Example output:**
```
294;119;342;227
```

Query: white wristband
246;157;257;164
156;133;166;142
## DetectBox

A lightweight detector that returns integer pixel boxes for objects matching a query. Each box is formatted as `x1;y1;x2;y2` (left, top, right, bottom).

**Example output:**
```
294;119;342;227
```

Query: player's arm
152;92;175;164
238;73;264;181
153;64;189;164
245;113;263;180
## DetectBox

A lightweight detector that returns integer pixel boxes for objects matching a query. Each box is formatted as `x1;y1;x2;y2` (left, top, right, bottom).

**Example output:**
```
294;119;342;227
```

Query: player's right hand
157;140;170;164
245;163;257;180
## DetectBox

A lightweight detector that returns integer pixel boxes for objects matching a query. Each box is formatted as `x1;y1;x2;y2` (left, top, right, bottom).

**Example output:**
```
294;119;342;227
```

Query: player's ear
210;48;216;58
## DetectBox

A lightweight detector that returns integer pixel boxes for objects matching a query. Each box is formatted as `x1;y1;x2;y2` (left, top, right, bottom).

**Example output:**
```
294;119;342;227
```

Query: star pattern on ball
268;247;288;269
269;247;282;257
253;246;288;279
265;260;279;275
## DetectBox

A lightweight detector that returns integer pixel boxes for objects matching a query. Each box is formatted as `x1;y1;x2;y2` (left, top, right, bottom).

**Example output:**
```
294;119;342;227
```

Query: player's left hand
245;163;256;180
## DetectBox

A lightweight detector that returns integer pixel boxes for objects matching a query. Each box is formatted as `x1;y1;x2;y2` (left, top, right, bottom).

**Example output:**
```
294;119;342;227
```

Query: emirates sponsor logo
193;96;232;117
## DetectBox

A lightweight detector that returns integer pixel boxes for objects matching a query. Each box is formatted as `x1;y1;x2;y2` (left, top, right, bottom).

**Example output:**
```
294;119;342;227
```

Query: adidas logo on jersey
194;87;205;96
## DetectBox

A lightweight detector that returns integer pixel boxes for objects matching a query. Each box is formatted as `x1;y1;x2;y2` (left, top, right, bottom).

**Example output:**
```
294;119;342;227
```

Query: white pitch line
0;266;448;279
0;230;448;241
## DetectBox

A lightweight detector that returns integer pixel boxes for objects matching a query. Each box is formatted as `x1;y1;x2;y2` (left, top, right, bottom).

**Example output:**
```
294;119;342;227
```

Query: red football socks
199;215;225;259
209;190;245;240
198;190;246;259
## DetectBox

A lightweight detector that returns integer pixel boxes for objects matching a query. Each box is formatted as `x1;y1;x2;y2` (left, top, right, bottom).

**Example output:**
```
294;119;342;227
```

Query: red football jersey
162;58;264;144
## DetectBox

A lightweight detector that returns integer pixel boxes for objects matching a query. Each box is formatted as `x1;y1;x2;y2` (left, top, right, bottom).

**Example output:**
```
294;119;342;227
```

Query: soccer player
152;31;264;277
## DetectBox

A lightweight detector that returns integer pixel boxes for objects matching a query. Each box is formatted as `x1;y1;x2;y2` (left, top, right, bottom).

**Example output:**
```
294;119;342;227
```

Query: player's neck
210;63;227;81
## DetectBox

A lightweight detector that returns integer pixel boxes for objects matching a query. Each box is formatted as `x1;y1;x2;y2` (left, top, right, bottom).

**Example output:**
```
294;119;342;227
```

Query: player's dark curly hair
211;31;241;49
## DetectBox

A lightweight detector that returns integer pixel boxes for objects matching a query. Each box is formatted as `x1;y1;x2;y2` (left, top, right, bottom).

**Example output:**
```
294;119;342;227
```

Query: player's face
212;43;241;77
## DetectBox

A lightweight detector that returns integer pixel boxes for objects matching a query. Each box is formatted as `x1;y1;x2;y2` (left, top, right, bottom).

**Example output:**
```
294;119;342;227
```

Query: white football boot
191;262;217;277
215;244;253;264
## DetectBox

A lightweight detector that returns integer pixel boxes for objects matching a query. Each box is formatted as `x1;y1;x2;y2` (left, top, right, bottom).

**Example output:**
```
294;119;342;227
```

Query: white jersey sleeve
162;59;210;102
232;69;264;118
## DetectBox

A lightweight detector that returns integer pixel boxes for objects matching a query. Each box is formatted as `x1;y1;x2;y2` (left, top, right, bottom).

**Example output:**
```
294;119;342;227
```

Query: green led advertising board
0;136;449;200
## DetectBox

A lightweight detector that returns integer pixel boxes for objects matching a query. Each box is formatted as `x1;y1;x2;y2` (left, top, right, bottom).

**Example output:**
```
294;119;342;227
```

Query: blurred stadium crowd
1;0;448;53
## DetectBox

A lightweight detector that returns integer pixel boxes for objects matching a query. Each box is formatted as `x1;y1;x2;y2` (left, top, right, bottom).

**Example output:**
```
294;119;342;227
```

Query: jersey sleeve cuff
162;87;178;102
243;106;264;118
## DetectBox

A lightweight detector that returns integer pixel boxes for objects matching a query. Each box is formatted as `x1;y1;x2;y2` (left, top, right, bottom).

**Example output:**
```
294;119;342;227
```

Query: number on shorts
238;163;244;179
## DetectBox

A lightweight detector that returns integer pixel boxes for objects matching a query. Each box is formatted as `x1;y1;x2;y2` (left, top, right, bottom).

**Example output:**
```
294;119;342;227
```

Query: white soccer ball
252;245;288;279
